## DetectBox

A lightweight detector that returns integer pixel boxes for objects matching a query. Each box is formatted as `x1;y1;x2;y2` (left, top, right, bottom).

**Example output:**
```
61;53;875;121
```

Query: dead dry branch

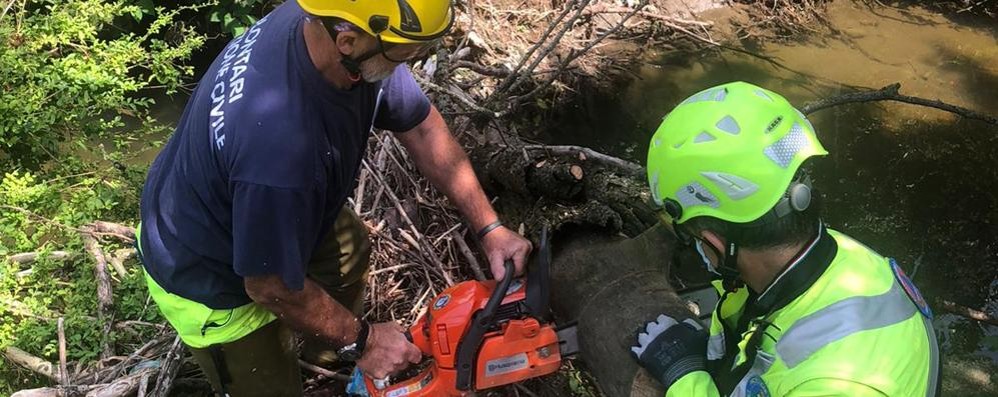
355;133;491;325
422;0;719;118
79;224;116;361
801;82;998;124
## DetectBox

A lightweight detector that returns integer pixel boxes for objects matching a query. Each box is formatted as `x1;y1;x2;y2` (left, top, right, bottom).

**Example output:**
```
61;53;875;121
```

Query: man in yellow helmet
137;0;531;395
630;82;940;396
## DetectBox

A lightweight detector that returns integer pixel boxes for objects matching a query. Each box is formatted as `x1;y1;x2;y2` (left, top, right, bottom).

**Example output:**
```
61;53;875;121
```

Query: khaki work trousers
188;207;371;397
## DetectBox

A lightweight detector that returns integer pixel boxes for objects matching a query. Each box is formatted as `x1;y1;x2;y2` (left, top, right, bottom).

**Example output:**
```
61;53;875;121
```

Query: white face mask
695;239;721;276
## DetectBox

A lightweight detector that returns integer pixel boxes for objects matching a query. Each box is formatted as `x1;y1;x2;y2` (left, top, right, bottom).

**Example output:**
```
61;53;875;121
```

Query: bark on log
12;369;157;397
58;318;68;387
3;346;61;383
149;336;184;397
11;385;99;397
85;369;156;397
88;221;136;243
107;249;135;280
469;127;657;237
80;227;115;361
7;251;74;265
550;223;691;396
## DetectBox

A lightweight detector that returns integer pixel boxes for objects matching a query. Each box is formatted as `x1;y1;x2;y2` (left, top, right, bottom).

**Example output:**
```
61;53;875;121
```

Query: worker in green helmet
630;81;940;396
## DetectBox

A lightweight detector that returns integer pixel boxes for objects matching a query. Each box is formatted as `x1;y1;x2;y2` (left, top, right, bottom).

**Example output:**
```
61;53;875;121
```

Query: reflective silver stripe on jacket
707;333;725;361
776;282;917;368
922;314;940;397
730;281;938;396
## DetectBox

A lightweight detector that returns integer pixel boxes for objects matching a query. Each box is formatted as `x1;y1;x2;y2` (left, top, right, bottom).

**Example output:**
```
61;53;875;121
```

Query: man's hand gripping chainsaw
362;228;579;396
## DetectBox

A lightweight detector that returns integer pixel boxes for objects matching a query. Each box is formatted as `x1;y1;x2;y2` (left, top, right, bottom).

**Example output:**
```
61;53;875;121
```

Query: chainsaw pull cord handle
454;259;516;390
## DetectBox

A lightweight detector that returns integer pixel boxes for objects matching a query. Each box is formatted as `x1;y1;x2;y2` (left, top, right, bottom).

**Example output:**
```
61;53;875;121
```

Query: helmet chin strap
317;16;378;83
719;240;743;292
698;235;744;292
339;49;381;82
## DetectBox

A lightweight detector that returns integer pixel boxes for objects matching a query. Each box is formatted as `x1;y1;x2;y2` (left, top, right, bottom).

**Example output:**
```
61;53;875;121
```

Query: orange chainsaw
362;228;579;396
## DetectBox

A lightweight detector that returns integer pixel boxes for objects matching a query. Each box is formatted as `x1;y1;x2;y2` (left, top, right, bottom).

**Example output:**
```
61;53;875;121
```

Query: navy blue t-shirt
140;1;431;309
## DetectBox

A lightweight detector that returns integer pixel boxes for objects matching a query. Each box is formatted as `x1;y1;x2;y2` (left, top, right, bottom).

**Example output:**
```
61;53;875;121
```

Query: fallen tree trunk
457;115;683;395
549;223;688;396
469;127;657;237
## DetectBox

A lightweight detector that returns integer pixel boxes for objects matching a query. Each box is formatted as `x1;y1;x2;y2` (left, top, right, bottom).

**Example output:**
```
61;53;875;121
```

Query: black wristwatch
337;320;370;362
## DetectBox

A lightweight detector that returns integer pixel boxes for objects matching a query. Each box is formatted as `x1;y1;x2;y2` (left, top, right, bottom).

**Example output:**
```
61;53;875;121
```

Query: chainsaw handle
481;260;515;324
526;226;551;320
454;260;515;390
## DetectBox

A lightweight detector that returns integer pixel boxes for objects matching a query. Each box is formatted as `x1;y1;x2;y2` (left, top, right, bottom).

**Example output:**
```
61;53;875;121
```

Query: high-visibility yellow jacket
669;226;939;397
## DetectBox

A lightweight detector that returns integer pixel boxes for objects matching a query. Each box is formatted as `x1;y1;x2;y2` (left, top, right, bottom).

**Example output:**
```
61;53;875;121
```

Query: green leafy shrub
133;0;274;38
0;166;162;393
0;0;203;169
206;0;271;36
0;0;203;393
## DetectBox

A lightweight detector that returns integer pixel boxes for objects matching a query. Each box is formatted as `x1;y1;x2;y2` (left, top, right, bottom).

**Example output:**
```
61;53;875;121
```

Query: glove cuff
659;355;706;389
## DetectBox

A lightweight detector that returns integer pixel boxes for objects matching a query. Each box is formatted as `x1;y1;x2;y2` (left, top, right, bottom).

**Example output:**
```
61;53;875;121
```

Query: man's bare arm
245;274;359;347
244;275;420;378
394;105;497;232
394;105;532;279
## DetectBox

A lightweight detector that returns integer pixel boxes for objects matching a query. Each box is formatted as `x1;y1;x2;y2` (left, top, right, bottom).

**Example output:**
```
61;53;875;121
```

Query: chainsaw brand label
484;353;529;377
433;294;450;310
385;371;433;397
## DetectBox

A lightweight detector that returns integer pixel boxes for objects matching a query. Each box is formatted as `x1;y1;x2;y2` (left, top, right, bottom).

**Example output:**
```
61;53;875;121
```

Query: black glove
630;314;708;389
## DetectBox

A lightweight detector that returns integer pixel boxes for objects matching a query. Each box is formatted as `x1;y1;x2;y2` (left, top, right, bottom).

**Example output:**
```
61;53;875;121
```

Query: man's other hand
481;226;532;280
356;322;422;379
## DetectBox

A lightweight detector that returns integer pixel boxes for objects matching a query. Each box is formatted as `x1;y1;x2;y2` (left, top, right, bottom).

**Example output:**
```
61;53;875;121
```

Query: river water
544;0;998;386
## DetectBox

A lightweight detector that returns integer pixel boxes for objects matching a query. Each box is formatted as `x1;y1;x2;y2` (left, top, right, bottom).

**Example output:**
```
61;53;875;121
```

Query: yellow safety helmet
298;0;454;44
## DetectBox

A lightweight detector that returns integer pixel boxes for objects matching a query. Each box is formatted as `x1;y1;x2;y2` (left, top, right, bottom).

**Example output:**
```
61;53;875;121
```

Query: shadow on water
935;47;998;113
541;52;840;162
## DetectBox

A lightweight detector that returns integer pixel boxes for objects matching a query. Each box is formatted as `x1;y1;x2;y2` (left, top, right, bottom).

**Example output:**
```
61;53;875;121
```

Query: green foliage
207;0;268;37
0;0;203;169
0;166;165;393
131;0;271;38
0;0;201;393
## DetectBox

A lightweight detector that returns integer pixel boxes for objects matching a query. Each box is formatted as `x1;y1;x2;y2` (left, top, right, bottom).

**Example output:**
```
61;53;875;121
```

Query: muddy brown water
544;0;998;372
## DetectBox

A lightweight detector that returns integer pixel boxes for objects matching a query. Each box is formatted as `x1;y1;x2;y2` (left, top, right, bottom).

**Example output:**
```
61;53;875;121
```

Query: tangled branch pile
355;133;488;323
417;0;719;118
357;0;731;326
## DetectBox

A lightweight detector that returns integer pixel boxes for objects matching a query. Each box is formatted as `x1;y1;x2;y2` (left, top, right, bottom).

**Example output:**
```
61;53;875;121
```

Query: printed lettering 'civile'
210;15;271;150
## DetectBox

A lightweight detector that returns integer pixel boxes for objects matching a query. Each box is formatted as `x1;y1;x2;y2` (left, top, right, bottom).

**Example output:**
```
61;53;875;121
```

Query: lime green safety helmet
646;81;828;225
